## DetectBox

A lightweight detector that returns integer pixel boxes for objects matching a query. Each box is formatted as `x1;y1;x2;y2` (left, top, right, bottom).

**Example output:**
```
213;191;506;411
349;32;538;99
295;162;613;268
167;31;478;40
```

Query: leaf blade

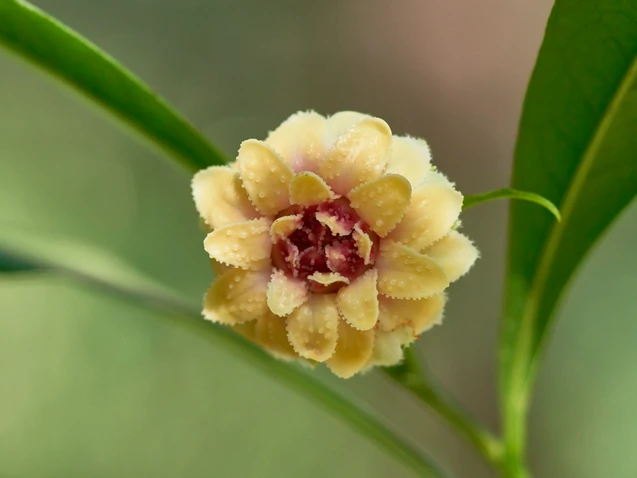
0;249;42;273
501;0;637;446
0;0;227;171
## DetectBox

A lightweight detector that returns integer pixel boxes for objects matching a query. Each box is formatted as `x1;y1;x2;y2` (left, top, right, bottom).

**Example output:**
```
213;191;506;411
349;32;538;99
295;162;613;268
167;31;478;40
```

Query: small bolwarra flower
192;111;478;378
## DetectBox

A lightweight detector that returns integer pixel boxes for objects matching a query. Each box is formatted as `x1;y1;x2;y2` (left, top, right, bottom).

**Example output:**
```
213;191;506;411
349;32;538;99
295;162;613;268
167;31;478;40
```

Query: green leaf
0;250;41;273
0;227;449;478
0;250;44;277
463;188;561;222
501;0;637;457
0;0;227;171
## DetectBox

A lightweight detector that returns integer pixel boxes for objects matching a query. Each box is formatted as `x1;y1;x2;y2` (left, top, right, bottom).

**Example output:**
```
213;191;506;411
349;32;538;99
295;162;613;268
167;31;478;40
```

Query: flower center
271;198;380;293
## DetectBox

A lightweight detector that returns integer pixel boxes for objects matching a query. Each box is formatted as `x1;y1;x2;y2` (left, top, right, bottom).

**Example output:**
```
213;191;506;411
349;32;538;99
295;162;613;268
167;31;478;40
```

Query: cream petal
367;328;413;367
255;311;298;360
270;214;302;242
388;172;463;250
307;272;350;286
289;171;336;206
266;269;309;316
237;139;294;215
324;111;371;146
204;218;271;269
423;231;479;282
376;240;449;299
379;293;446;335
385;136;432;187
336;269;379;330
232;321;258;341
316;211;352;236
320;117;392;195
203;268;269;325
210;258;229;276
287;294;339;361
348;174;411;237
327;321;374;378
191;166;260;229
265;111;327;173
353;225;373;265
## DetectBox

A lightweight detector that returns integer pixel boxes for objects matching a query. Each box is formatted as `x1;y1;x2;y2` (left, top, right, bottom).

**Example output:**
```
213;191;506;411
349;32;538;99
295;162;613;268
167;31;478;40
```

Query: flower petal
379;293;446;335
265;111;327;173
237;139;294;215
423;231;479;282
270;214;302;242
255;311;298;360
348;174;411;237
202;268;269;324
327;321;374;378
367;327;413;366
232;321;257;341
353;225;373;265
191;166;260;229
204;218;271;269
266;269;309;316
385;136;432;187
289;171;336;206
287;294;339;361
336;269;379;330
376;240;449;299
307;272;350;286
389;172;463;250
324;111;370;145
320;117;392;195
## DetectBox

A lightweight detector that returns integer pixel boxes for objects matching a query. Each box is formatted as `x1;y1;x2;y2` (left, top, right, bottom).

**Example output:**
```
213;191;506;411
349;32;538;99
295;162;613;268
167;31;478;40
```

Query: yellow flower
192;111;478;378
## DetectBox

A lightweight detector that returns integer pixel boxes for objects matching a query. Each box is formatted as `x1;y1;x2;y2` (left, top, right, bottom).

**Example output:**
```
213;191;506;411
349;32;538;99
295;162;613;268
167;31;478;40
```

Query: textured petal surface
270;214;302;242
204;218;271;269
266;111;327;173
376;240;449;299
203;269;269;324
327;321;374;378
348;174;411;237
336;269;379;330
324;111;370;146
192;166;259;229
385;136;432;187
237;139;294;215
255;312;297;359
232;321;257;341
368;328;413;366
423;231;479;282
267;269;309;316
308;272;350;286
353;225;373;264
320;117;392;195
287;294;339;361
389;172;463;250
289;171;335;206
379;293;446;335
316;211;351;236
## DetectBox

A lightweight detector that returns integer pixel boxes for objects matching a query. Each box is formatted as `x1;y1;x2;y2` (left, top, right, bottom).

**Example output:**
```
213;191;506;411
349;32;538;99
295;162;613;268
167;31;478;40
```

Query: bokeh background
1;1;637;477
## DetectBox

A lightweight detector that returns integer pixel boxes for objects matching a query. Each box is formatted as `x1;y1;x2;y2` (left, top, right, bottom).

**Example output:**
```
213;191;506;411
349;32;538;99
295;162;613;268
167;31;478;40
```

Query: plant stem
502;375;531;478
383;347;507;475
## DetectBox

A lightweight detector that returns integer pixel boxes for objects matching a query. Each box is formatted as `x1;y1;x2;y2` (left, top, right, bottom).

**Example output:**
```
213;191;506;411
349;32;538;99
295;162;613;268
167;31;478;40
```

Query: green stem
463;188;560;222
383;348;506;474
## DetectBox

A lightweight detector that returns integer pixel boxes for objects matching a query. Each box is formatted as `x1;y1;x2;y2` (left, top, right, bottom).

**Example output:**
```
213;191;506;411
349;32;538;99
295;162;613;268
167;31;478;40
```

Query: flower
192;111;478;378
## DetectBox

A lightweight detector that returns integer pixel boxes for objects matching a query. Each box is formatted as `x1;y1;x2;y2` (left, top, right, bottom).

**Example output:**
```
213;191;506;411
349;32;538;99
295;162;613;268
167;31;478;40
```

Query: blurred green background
1;1;637;477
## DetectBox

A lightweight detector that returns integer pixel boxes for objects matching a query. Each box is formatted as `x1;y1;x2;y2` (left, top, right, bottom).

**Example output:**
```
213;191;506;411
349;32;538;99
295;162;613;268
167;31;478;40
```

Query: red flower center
271;198;380;293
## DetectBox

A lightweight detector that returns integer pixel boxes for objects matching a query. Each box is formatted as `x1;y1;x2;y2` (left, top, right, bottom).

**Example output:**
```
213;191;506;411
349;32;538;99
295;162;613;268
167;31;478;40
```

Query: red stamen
272;199;380;293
